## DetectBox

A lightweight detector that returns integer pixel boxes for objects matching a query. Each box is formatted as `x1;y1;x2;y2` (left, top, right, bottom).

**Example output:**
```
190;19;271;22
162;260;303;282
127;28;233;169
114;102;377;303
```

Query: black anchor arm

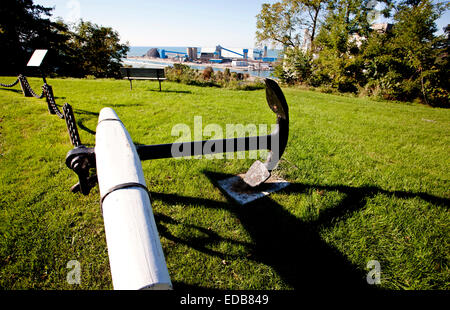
135;78;289;164
262;78;289;171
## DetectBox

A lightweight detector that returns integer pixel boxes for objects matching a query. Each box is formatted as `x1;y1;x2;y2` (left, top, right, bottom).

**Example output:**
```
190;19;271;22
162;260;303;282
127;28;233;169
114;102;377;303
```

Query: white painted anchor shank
95;107;172;290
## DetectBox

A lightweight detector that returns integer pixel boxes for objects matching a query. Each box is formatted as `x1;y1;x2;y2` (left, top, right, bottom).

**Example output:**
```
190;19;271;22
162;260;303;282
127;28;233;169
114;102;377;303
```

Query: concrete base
216;174;290;205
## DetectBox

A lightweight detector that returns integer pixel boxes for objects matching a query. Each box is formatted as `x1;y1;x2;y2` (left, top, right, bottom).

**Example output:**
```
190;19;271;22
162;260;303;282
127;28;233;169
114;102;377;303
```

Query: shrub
273;48;313;85
202;67;214;80
165;64;262;90
224;68;231;81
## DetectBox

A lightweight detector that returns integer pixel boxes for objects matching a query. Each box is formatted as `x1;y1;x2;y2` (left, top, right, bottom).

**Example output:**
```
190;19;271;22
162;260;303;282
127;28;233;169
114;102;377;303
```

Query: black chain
63;103;82;147
0;77;20;88
2;75;65;119
19;75;45;99
2;76;88;174
3;75;97;194
43;84;64;119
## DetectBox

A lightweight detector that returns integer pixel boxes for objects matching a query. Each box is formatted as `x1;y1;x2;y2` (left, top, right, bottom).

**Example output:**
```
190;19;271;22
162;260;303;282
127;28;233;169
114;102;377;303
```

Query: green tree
389;0;449;105
313;0;377;92
362;29;398;98
0;1;129;78
258;0;327;84
255;0;326;49
69;21;129;78
362;0;449;105
427;24;450;107
0;0;69;75
273;47;313;84
303;0;326;47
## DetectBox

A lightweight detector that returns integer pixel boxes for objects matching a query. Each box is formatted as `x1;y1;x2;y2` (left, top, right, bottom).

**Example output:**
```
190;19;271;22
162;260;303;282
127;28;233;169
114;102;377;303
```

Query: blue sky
34;0;449;47
34;0;277;47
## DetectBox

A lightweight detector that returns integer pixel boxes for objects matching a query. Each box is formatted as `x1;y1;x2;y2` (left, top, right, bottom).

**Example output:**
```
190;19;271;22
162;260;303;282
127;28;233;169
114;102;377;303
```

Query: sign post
26;49;49;84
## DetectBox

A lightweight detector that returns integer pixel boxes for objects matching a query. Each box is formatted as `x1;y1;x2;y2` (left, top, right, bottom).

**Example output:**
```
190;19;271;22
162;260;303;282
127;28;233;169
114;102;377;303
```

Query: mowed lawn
0;77;448;290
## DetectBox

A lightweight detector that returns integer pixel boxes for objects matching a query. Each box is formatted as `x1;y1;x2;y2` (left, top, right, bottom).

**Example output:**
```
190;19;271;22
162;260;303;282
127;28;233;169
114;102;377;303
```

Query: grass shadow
76;120;96;136
154;212;252;260
73;108;99;117
282;183;449;227
151;174;359;290
109;103;145;107
151;170;449;291
0;88;23;94
147;89;192;94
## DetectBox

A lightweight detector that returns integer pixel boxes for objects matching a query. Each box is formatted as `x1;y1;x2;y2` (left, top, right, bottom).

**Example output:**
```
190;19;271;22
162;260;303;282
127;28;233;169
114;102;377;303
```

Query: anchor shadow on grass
151;188;369;291
152;171;449;291
154;212;253;261
147;89;192;94
77;120;96;136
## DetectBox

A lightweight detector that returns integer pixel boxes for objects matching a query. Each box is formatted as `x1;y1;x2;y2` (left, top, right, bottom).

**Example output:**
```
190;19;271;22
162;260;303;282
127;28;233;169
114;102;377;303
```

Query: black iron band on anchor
100;182;151;208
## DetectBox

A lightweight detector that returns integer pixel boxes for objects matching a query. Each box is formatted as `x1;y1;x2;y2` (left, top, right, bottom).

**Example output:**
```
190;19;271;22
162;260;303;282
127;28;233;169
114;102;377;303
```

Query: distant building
302;29;312;53
371;23;393;33
145;48;160;58
200;46;220;61
231;60;248;67
220;47;247;59
187;47;198;60
349;23;394;48
198;45;276;63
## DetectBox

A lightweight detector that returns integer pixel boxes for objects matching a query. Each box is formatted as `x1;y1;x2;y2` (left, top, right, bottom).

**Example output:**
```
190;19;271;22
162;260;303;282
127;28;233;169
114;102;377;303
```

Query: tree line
0;0;129;78
257;0;449;107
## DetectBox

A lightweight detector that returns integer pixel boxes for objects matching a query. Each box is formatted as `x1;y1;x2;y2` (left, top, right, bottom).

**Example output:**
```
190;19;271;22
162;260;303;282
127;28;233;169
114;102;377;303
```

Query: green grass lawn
0;77;448;290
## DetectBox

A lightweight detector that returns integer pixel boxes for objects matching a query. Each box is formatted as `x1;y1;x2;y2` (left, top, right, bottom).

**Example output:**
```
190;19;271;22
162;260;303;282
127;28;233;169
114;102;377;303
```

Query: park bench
120;67;166;91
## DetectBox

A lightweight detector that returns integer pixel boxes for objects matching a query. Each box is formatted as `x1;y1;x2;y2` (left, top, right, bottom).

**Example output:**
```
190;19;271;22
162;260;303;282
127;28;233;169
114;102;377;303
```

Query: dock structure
138;45;277;71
